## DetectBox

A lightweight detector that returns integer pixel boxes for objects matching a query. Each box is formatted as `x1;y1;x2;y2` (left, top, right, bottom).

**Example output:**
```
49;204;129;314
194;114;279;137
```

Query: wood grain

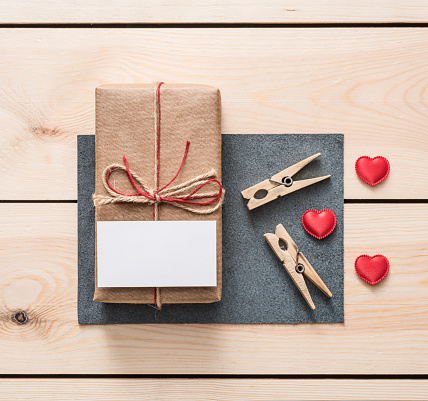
0;203;427;374
0;29;427;200
0;379;427;400
1;1;428;24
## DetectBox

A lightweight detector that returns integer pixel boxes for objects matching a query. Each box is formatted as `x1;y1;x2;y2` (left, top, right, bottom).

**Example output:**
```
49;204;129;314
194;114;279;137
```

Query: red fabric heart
355;254;389;285
355;156;390;186
302;209;336;240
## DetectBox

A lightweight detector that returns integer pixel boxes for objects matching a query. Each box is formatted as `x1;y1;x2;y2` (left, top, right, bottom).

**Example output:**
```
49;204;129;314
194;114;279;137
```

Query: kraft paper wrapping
94;83;222;305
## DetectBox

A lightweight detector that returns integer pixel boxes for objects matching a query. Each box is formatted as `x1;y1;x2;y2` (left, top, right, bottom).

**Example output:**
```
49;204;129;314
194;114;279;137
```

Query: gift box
92;83;223;307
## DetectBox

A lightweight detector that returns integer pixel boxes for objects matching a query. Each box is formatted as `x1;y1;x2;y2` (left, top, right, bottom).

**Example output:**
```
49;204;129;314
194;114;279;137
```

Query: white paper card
96;220;217;288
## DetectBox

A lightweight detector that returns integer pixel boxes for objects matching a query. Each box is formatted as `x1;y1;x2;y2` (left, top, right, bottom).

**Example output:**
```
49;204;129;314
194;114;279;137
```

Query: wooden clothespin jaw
264;224;332;310
241;153;331;210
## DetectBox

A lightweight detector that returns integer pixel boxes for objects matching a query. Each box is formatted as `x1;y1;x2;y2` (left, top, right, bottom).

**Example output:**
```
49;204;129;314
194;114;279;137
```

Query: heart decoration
355;254;389;285
302;209;337;240
355;156;390;186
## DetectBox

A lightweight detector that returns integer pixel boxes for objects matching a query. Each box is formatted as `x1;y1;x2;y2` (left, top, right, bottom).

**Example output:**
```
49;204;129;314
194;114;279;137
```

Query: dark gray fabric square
78;134;344;324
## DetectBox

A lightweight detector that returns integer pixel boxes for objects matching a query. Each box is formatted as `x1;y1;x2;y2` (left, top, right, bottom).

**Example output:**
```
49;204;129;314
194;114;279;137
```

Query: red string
156;82;163;193
105;147;223;206
154;82;163;308
157;140;190;193
104;82;223;307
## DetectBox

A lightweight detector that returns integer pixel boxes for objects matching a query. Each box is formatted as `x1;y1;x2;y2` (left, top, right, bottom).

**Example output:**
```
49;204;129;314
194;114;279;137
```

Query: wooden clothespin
264;224;332;310
241;153;330;210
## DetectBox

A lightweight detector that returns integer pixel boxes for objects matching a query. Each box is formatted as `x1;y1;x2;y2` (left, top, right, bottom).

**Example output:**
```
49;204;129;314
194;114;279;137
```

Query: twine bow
93;141;224;215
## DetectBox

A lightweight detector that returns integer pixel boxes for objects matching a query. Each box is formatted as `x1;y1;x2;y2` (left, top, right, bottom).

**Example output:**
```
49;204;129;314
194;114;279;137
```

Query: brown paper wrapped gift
93;83;222;307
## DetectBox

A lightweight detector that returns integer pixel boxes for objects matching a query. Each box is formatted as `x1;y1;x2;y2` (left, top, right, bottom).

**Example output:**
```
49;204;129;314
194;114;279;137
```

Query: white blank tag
96;220;217;288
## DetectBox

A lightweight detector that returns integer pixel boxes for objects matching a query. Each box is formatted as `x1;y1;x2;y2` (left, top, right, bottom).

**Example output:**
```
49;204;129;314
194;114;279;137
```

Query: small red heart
355;254;389;285
302;209;337;240
355;156;390;186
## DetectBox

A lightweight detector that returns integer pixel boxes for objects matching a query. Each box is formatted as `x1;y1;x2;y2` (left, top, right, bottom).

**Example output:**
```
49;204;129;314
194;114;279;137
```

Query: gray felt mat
78;134;344;324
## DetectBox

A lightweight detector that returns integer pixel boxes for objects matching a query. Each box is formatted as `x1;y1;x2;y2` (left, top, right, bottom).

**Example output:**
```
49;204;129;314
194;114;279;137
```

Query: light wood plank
1;29;427;200
2;1;428;24
0;379;427;401
0;203;427;374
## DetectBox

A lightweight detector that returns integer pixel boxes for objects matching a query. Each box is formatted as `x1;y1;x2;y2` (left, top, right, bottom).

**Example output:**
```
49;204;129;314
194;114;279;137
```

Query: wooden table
0;2;427;399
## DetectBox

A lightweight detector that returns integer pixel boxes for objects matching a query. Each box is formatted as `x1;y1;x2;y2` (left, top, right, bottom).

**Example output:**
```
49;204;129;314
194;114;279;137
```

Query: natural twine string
93;164;224;215
153;81;160;222
153;82;161;308
93;82;224;309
